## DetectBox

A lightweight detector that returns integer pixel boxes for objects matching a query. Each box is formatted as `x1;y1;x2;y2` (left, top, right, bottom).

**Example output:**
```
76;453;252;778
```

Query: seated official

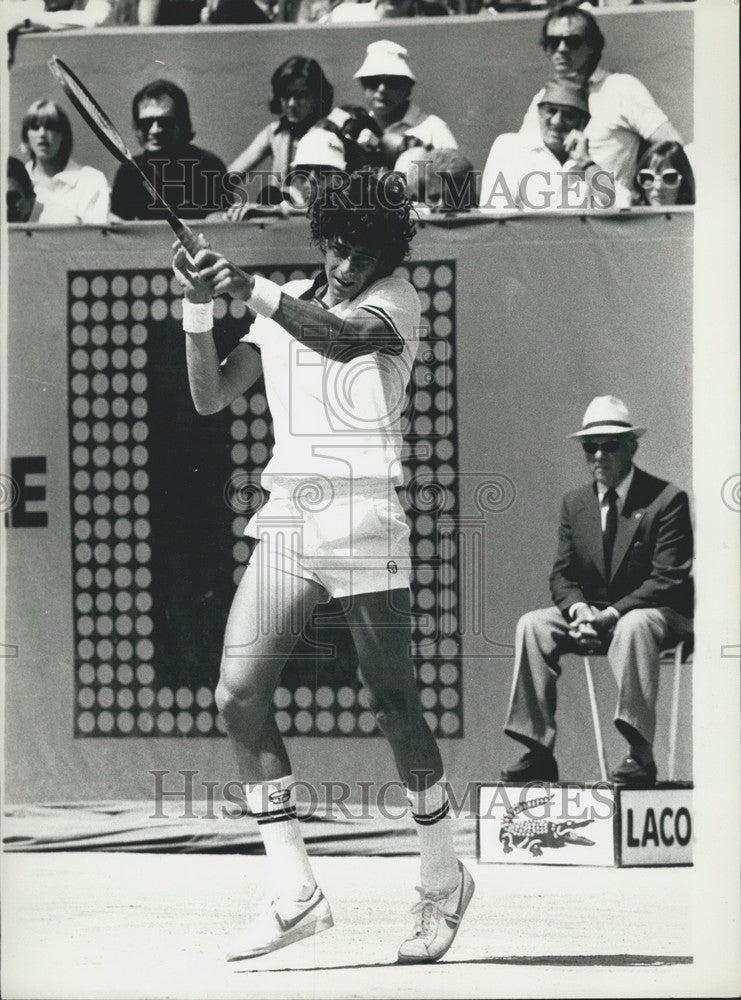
111;80;228;220
501;396;693;788
480;79;614;211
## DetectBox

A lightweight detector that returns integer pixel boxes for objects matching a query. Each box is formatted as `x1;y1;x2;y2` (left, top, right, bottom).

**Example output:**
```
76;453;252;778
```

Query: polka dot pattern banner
68;263;460;738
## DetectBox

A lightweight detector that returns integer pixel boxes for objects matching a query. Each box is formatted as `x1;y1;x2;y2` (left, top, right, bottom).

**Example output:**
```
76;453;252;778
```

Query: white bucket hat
291;128;346;170
569;396;647;438
354;40;416;82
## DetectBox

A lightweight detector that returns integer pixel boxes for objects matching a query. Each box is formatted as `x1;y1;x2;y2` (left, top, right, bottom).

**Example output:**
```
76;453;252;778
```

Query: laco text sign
619;787;693;866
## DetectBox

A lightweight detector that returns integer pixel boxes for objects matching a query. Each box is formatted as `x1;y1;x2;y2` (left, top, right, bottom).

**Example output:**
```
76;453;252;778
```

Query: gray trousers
503;605;693;749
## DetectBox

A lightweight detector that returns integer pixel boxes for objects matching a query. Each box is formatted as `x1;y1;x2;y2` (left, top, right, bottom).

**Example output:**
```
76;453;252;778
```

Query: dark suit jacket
549;466;694;620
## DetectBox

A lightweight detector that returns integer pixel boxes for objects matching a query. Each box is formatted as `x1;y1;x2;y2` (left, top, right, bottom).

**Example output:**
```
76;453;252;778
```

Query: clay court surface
1;851;707;999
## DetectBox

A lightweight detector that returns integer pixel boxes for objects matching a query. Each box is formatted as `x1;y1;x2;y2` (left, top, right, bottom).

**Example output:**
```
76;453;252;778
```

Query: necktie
603;487;618;578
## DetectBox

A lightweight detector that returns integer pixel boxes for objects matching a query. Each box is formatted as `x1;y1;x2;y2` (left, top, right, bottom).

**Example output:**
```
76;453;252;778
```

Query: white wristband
248;275;282;318
182;299;214;334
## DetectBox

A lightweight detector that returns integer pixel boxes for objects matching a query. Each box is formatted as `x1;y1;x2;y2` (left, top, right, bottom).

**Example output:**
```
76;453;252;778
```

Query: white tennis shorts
243;480;412;599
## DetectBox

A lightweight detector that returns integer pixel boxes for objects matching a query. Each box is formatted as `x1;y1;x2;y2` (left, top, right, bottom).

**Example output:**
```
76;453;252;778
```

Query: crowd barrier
8;5;693;189
3;209;693;802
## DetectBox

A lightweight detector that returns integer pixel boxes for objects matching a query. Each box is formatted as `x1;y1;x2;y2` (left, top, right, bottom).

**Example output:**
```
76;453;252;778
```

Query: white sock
406;775;459;894
245;775;317;902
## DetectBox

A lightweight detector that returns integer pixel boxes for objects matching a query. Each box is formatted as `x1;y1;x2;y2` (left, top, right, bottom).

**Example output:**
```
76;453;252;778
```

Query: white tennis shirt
241;275;423;491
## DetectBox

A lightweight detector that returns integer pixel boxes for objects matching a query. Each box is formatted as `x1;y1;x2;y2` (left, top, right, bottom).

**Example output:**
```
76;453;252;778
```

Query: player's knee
215;673;262;730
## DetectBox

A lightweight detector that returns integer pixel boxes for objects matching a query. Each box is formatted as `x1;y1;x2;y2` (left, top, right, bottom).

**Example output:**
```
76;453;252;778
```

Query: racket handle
168;215;201;259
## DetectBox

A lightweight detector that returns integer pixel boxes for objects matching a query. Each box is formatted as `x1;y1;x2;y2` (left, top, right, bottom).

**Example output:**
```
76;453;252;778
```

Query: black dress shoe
500;748;559;782
611;755;657;788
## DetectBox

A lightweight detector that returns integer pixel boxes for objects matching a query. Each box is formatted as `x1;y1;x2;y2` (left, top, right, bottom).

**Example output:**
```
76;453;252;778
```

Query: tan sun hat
354;40;416;81
569;396;647;438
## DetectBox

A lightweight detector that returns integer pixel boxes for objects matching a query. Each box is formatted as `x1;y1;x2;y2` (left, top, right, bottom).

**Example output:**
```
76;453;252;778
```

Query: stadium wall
8;5;693;191
3;211;693;802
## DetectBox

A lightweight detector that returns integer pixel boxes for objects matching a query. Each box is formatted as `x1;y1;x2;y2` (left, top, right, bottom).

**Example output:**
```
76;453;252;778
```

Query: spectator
319;106;385;172
480;79;614;211
138;0;269;24
6;156;41;223
633;140;695;207
500;395;693;788
283;127;348;210
227;57;334;183
111;80;228;220
520;3;683;206
323;0;448;22
395;146;476;212
21;100;110;224
353;41;458;169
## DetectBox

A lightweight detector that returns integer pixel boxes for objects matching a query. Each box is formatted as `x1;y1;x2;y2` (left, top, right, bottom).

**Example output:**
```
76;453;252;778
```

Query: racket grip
168;216;201;259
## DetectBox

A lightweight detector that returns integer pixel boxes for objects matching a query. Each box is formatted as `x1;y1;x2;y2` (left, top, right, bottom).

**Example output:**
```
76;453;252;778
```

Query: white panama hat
291;128;346;170
354;40;416;82
569;395;647;438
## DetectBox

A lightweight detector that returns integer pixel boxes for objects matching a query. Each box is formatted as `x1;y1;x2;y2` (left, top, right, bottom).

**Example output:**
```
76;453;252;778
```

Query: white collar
597;464;634;507
30;159;82;187
588;66;608;88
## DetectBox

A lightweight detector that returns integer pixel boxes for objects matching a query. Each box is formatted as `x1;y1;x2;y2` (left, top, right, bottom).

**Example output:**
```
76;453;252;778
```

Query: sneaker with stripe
397;859;475;964
226;885;334;961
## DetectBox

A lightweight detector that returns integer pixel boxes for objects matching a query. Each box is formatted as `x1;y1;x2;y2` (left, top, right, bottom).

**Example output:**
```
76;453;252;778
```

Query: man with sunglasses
501;396;693;788
519;3;684;207
111;79;228;220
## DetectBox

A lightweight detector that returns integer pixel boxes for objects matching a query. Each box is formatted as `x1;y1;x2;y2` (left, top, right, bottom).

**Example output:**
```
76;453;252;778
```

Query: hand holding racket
48;55;200;258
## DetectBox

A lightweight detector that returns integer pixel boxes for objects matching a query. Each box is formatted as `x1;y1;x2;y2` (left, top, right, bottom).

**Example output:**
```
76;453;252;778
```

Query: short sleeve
406;114;458;151
520;90;543;138
613;74;669;140
479;133;523;209
357;277;422;354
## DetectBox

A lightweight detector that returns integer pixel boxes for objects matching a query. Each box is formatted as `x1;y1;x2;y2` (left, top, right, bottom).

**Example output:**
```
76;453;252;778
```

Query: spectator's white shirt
241;276;423;489
321;0;383;21
479;132;612;212
27;160;110;224
520;67;670;205
380;104;458;152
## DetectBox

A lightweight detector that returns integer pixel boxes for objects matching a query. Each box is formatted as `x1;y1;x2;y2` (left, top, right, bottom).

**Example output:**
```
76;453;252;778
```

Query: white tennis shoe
397;860;475;964
226;885;334;961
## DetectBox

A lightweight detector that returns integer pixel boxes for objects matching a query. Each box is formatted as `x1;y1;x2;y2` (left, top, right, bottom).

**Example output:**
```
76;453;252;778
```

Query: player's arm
173;239;263;415
193;248;403;361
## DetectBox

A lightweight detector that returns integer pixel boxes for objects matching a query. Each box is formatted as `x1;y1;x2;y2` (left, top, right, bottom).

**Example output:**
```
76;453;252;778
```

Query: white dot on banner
440;614;458;634
71;374;89;396
74;495;91;516
110;446;127;468
132;422;148;443
78;687;95;709
250;418;268;439
433;316;452;339
115;615;133;636
416;539;435;559
440;712;460;735
71;301;89;323
232;565;245;586
132;446;148;467
71;349;89;371
77;640;95;660
71;276;89;298
117;664;134;685
131;301;147;322
91;373;109;395
76;568;94;589
414;415;433;436
435;391;453;413
413;266;431;289
434;367;453;388
196;687;213;708
136;639;154;660
316;711;334;734
275;710;291;734
289;270;306;282
92;446;111;468
117;639;133;660
249;394;267;415
231;419;247;441
440;687;459;709
176;687;194;709
250;443;268;464
111;373;128;395
91;348;108;372
78;663;95;685
439;563;456;585
358;711;376;734
90;275;108;297
269;271;286;284
76;593;93;614
229;299;247;319
94;520;112;541
150;299;168;322
77;711;95;734
130;348;147;370
110;349;127;371
74;472;92;494
169;275;182;297
176;712;194;734
97;640;114;660
414;390;432;413
169;300;181;321
137;687;155;709
438;638;458;658
337;686;355;709
150;273;168;296
157;687;174;709
424;711;439;733
92;422;110;445
98;687;114;708
92;398;110;420
133;519;150;540
114;519;132;540
231;516;247;537
131;373;147;394
415;566;435;586
111;275;128;297
214;298;228;320
417;291;431;314
157;711;175;734
136;615;153;636
357;686;370;709
134;568;151;589
231;444;248;465
419;662;436;685
132;397;148;418
338;711;355;734
131;325;147;346
97;615;113;636
94;544;111;564
97;663;114;684
135;592;152;613
230;397;247;416
75;521;92;542
274;686;291;709
416;618;436;638
439;662;458;685
113;495;131;516
421;688;437;709
137;711;154;734
111;300;129;322
91;301;108;323
114;567;133;588
117;712;135;734
437;465;455;486
232;541;250;563
416;588;436;611
196;711;213;733
114;542;133;564
294;686;313;709
434;415;452;438
71;326;89;347
315;686;334;708
132;470;148;491
439;589;457;611
415;514;434;536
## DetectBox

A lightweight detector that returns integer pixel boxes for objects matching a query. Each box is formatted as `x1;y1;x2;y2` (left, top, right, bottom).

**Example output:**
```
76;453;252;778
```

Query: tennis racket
48;55;200;257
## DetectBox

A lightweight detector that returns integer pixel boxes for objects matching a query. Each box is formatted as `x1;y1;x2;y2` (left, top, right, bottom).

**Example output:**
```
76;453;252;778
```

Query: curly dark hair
309;169;416;276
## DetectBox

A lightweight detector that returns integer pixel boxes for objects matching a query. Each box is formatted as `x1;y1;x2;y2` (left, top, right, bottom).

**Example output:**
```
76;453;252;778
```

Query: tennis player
171;170;474;963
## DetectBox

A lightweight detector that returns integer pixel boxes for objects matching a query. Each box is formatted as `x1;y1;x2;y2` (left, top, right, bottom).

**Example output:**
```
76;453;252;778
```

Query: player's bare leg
216;555;333;960
347;589;475;963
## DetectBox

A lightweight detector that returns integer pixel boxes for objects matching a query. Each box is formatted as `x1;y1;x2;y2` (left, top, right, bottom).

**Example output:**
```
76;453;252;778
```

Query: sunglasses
539;103;585;126
136;115;178;132
361;76;409;91
581;440;623;455
636;169;682;189
544;34;586;53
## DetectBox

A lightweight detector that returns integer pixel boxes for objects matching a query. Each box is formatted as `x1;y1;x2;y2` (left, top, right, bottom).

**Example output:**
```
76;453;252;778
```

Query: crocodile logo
499;794;595;857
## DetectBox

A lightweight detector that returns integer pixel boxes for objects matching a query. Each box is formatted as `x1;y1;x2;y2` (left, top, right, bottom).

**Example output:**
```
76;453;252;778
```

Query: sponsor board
617;786;693;867
477;783;616;867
